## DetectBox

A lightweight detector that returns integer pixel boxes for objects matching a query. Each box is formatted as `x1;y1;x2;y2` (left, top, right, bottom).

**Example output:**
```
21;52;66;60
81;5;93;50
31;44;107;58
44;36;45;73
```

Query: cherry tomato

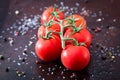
61;45;90;71
64;28;92;47
35;35;62;62
63;14;86;32
41;7;64;24
37;23;60;39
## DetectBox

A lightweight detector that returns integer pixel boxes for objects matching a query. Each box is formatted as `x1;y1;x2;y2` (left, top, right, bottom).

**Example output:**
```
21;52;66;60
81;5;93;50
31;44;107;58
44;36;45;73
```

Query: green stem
59;20;65;48
58;20;79;48
42;15;82;48
45;27;50;39
67;15;82;32
43;20;53;39
71;15;78;32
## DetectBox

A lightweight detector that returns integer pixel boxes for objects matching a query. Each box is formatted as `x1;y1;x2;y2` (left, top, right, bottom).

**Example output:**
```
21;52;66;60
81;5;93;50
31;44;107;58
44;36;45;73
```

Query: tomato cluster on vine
35;6;92;71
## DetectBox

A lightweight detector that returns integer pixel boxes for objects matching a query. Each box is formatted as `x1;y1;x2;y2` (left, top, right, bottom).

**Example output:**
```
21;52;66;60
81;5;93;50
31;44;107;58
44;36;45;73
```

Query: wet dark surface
0;0;120;80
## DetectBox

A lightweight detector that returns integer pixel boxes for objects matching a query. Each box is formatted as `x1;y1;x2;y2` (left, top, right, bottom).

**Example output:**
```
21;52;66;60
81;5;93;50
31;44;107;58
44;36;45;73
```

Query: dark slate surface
0;0;120;80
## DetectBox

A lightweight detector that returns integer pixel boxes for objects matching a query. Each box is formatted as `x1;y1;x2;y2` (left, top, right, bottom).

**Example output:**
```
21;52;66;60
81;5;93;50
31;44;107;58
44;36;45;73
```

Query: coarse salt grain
15;10;20;15
31;51;36;57
96;18;102;22
11;14;40;36
17;63;21;66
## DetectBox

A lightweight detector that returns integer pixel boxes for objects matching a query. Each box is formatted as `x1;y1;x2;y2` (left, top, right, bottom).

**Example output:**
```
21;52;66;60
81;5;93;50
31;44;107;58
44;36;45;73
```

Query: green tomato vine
41;7;85;49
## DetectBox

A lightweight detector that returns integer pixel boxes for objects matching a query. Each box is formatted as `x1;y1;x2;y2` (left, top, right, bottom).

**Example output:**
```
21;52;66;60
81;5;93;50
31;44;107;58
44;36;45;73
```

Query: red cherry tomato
35;35;62;62
61;45;90;71
64;28;92;47
63;14;86;32
37;23;60;39
41;7;64;24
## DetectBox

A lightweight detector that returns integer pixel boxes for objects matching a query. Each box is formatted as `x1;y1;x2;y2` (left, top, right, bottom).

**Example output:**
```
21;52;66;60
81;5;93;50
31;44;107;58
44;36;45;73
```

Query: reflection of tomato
64;28;92;47
63;14;86;32
35;35;62;62
37;23;60;39
41;7;64;24
61;45;90;71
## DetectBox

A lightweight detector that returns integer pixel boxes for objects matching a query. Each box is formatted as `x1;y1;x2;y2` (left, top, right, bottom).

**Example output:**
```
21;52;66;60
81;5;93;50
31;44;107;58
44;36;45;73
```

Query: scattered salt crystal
31;51;36;57
7;58;11;62
15;10;20;15
38;75;41;78
28;41;33;46
39;8;43;11
39;66;42;68
14;31;19;36
30;35;36;40
10;14;40;36
47;73;50;75
42;69;45;72
48;68;51;72
59;66;62;69
22;52;28;56
51;72;54;75
0;36;3;38
18;55;22;60
80;9;89;16
62;76;66;79
113;19;116;22
96;18;102;22
32;6;35;9
42;78;45;80
8;37;14;46
17;63;21;66
75;3;79;6
99;11;102;16
13;60;16;63
60;2;64;6
61;71;64;75
52;67;55;71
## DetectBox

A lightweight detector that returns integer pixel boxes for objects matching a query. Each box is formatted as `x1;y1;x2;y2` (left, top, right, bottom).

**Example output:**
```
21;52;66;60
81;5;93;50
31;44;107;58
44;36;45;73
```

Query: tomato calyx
51;6;58;17
51;5;63;20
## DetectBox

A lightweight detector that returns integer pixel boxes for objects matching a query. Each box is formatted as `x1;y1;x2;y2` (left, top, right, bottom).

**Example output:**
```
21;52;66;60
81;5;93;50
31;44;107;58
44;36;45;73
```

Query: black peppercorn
0;55;4;60
5;67;9;72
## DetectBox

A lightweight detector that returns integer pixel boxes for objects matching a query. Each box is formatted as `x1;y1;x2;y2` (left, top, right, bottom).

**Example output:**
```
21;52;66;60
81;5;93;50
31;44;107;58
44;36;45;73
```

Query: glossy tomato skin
61;45;90;71
64;28;92;47
37;23;60;39
35;35;62;62
63;14;87;32
41;7;64;24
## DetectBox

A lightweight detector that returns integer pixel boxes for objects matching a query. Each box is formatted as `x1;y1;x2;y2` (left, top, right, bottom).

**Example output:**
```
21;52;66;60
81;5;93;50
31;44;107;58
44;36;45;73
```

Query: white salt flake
15;10;20;15
31;51;36;57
